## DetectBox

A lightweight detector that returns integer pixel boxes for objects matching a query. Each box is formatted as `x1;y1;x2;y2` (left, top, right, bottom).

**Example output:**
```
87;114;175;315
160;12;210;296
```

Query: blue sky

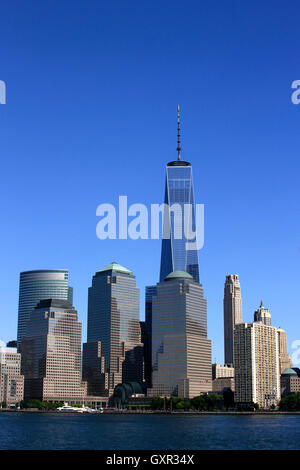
0;0;299;364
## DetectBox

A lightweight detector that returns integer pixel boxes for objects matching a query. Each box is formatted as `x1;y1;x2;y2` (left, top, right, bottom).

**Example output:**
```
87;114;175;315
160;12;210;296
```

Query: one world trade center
159;106;200;282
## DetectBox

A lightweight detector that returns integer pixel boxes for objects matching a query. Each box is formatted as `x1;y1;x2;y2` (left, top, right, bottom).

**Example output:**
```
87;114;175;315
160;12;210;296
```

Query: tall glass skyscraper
17;269;73;345
145;108;201;385
159;107;200;282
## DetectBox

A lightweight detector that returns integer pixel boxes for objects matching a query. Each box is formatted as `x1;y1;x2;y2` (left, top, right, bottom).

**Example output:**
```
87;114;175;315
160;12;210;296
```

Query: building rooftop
165;270;194;281
282;368;297;376
96;262;133;275
167;160;191;167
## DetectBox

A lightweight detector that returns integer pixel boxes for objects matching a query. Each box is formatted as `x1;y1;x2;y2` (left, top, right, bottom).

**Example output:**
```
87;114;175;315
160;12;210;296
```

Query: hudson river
0;413;299;450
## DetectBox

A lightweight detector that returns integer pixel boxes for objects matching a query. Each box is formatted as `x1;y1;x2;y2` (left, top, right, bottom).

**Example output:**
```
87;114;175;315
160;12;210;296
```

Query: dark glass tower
17;269;73;346
83;262;143;397
159;107;200;282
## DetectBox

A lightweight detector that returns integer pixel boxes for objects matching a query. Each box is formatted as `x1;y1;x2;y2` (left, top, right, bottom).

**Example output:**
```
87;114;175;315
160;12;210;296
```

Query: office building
17;269;73;345
144;285;157;387
277;328;293;373
280;368;300;395
83;262;143;397
223;274;242;366
150;270;212;398
20;299;87;401
212;363;234;380
234;321;280;408
146;108;201;387
254;300;271;326
0;344;24;406
159;107;200;283
212;377;234;393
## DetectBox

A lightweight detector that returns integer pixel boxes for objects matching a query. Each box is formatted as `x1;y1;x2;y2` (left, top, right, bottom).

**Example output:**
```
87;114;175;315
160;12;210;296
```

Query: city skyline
1;1;299;366
1;110;297;365
0;157;297;365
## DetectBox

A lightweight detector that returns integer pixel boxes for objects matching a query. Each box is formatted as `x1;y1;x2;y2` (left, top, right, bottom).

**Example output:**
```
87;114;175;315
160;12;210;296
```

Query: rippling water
0;413;299;450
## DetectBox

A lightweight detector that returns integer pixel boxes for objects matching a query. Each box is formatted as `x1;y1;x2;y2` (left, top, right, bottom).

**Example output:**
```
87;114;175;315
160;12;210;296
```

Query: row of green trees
20;399;64;410
151;393;232;411
279;393;300;411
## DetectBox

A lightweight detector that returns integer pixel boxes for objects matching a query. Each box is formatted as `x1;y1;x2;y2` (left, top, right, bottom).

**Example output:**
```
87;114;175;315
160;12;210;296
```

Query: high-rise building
146;108;201;387
159;107;200;283
277;328;293;373
150;270;212;398
144;285;157;387
234;321;280;409
0;344;24;407
223;274;242;366
20;299;87;401
17;269;73;345
83;262;144;397
254;300;271;326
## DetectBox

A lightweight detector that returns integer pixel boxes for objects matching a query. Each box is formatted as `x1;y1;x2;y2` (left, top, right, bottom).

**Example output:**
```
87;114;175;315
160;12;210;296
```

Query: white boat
80;405;97;413
57;403;85;413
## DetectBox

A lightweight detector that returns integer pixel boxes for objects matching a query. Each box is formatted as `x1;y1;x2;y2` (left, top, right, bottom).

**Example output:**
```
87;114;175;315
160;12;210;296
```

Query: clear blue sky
0;0;299;364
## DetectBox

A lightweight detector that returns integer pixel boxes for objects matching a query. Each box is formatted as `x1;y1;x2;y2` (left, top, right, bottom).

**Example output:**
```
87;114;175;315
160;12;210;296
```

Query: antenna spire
176;105;181;160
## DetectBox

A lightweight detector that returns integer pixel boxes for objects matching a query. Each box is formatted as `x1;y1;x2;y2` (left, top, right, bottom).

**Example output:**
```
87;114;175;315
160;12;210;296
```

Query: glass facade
144;285;157;387
83;263;143;397
17;270;73;345
160;161;200;283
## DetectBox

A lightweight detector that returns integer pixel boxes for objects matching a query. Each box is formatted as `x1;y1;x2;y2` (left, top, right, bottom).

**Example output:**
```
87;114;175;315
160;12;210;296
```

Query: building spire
176;105;181;160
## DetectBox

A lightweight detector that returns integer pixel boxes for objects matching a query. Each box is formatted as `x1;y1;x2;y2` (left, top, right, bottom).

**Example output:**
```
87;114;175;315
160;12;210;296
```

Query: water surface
0;413;299;450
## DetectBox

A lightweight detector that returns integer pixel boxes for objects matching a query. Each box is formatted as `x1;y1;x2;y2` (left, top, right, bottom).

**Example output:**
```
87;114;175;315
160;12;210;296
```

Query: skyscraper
159;107;200;283
254;300;271;326
277;328;293;373
144;284;157;387
145;108;201;386
83;262;143;397
223;274;242;366
150;270;212;398
17;269;73;345
20;299;87;401
234;321;280;409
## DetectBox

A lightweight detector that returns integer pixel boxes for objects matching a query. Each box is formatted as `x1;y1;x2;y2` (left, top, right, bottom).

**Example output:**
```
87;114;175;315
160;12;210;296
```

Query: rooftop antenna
176;105;181;160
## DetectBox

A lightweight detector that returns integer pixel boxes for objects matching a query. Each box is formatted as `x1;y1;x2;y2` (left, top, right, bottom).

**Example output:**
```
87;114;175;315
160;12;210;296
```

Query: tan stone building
234;321;280;409
277;328;293;374
280;368;300;395
212;363;234;380
0;344;24;407
223;275;242;366
212;377;234;393
21;299;87;402
212;363;234;393
254;300;271;326
150;271;212;398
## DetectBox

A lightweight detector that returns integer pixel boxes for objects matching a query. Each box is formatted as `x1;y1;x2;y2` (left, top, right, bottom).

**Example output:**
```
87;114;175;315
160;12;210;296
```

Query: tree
204;393;223;410
191;395;206;410
279;393;300;411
